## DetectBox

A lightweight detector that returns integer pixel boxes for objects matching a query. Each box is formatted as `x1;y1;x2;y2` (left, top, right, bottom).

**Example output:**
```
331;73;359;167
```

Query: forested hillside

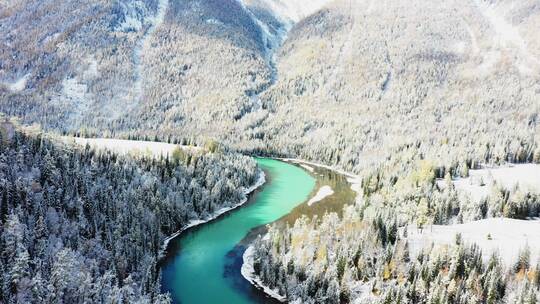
0;122;258;302
253;0;540;171
1;0;538;173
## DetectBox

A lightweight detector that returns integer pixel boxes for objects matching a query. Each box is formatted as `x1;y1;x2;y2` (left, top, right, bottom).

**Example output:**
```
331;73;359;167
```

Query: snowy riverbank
160;170;266;258
242;244;287;302
241;157;362;302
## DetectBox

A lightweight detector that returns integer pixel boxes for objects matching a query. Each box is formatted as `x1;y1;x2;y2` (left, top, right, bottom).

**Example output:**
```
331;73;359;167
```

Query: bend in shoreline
241;157;363;302
241;245;287;303
159;169;266;258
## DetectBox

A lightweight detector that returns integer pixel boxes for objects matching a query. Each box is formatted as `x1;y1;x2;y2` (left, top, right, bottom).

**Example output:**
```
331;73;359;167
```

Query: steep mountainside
0;0;538;170
0;0;169;130
253;0;539;170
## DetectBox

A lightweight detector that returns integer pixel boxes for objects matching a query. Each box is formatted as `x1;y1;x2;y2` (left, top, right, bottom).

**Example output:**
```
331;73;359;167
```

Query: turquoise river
160;158;316;304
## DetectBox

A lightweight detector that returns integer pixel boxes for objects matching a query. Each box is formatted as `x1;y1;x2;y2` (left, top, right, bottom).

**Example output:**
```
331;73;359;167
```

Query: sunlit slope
251;0;540;170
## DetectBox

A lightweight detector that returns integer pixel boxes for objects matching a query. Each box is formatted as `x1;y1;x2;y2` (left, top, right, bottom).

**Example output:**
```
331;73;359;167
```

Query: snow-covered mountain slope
0;0;538;172
251;0;540;170
0;0;172;130
235;0;336;74
270;0;336;22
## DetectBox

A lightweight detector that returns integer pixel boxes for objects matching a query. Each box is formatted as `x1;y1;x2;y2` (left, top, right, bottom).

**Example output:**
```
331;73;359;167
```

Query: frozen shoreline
159;170;266;258
241;244;287;302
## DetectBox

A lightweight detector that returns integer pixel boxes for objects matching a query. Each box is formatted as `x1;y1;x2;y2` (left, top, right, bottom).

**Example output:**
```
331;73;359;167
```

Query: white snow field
437;164;540;203
405;218;540;265
5;73;30;92
307;185;334;206
299;163;315;173
64;137;201;158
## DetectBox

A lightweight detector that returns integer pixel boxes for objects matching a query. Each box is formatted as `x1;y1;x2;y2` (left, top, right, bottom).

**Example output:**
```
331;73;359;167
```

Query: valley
0;0;539;303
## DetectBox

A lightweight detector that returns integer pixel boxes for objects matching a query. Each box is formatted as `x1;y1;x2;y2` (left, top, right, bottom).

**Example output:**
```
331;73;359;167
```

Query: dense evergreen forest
249;149;540;303
253;213;540;304
0;124;258;303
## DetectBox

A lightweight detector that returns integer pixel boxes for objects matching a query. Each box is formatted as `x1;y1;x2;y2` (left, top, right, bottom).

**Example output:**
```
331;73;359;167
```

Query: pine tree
515;246;531;273
0;190;8;225
9;244;30;296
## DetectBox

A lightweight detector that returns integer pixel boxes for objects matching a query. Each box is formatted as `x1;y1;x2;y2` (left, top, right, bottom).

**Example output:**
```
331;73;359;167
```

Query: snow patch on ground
476;50;501;76
437;164;540;203
162;171;266;258
206;18;224;26
58;77;91;122
405;218;540;266
65;137;201;158
350;280;376;304
63;78;87;100
241;245;287;302
84;58;100;78
5;73;30;92
307;185;334;206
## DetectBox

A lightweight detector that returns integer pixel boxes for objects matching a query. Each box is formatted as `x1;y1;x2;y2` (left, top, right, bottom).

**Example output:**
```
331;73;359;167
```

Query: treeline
0;126;258;303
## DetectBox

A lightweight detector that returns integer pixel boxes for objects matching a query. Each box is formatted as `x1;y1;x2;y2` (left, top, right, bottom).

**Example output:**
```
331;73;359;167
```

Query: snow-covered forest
0;121;258;303
0;0;539;302
249;160;540;303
